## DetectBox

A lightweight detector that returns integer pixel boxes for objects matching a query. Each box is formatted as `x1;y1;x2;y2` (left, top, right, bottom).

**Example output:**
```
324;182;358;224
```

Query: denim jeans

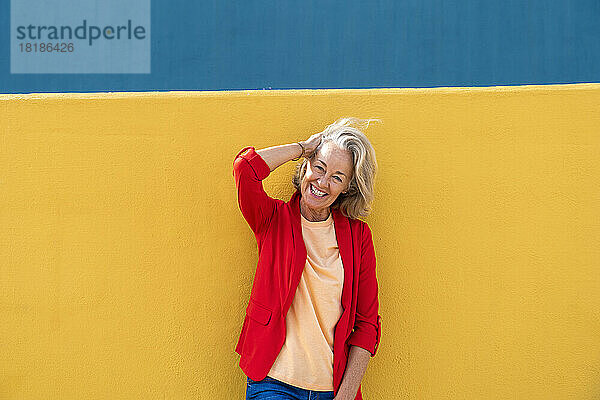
246;376;335;400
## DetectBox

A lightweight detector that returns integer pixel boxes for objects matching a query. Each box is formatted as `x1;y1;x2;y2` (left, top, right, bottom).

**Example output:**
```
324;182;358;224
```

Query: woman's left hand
331;345;371;400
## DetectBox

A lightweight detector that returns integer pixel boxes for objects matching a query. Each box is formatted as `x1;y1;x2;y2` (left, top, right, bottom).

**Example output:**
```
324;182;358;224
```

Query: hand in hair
300;131;324;158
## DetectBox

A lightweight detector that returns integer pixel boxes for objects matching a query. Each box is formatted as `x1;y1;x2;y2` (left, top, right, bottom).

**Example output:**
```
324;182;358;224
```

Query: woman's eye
334;176;342;182
315;165;324;171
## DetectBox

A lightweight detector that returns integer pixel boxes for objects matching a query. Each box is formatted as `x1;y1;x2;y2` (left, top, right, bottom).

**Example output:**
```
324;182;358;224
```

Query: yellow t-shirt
267;212;344;390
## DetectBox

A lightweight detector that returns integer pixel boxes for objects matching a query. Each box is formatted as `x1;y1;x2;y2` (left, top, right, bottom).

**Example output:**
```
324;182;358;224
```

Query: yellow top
267;212;344;390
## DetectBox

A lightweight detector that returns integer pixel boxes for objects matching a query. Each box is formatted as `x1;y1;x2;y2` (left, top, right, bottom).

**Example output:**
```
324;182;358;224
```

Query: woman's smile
309;184;328;198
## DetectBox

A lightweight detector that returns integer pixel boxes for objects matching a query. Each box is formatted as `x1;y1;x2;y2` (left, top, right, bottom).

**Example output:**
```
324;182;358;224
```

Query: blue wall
2;0;599;93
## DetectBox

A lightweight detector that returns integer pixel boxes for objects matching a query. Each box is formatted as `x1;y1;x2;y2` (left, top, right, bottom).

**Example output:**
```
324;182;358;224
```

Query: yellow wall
1;85;599;399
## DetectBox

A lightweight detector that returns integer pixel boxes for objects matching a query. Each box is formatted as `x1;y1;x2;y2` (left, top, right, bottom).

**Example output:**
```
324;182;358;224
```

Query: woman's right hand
300;131;324;158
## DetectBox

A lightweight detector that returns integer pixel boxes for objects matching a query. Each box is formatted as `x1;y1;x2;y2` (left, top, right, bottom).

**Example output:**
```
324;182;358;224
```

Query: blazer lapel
332;208;353;313
283;190;307;315
332;207;354;378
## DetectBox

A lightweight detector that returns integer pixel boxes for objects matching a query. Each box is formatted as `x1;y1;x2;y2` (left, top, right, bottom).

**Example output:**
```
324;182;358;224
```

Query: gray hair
292;117;379;219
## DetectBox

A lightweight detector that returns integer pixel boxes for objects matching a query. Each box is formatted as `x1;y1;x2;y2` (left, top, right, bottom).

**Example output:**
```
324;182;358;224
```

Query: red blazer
233;146;382;399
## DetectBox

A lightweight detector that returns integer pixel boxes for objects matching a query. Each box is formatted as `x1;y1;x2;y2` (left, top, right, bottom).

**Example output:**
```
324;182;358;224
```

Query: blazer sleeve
347;222;382;357
232;146;278;235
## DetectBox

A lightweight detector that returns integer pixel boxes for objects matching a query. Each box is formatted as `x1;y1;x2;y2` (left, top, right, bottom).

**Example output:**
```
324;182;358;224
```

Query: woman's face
300;141;354;213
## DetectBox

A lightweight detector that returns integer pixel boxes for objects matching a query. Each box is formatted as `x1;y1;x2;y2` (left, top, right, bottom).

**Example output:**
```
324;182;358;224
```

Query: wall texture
1;85;599;399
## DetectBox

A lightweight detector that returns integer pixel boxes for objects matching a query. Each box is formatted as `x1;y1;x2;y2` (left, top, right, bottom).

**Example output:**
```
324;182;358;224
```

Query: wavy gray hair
292;117;379;219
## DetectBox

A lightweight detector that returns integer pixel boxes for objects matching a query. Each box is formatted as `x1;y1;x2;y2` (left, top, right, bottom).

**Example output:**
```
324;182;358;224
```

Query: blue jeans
246;376;335;400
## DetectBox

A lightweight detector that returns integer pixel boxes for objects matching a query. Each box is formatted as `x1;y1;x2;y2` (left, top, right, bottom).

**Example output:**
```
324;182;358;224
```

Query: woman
233;117;382;400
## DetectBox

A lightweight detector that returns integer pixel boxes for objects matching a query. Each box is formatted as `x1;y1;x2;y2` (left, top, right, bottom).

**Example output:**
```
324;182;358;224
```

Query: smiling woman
297;141;354;221
291;118;379;221
232;117;382;400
